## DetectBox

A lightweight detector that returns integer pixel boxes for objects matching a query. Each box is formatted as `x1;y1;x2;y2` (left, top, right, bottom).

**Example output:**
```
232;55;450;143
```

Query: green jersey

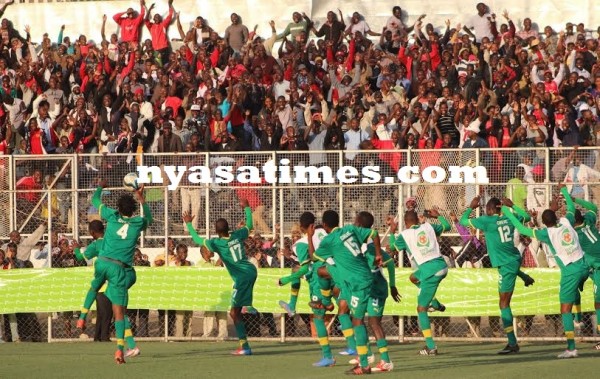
76;238;104;261
365;246;394;299
93;187;152;266
313;225;376;281
460;207;529;267
563;187;600;268
201;227;257;280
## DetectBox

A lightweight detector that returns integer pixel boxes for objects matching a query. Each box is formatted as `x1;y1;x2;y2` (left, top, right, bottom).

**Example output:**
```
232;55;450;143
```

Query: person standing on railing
113;1;146;46
183;198;257;356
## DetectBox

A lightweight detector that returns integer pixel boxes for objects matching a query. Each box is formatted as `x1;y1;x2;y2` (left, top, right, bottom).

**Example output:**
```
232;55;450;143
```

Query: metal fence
1;148;600;343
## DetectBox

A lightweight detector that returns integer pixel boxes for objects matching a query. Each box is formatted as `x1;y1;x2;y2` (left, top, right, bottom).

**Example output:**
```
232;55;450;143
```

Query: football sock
377;338;390;363
314;317;332;359
418;311;435;349
500;307;517;345
115;319;125;353
124;317;136;349
338;314;356;351
561;313;576;351
79;289;98;321
235;321;250;350
354;324;369;367
289;281;300;311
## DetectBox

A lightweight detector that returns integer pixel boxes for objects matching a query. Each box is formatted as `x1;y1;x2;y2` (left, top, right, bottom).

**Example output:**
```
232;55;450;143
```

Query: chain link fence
1;148;600;342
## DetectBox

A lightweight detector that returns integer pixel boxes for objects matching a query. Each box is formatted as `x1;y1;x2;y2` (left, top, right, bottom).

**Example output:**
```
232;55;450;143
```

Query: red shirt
234;181;264;210
113;8;145;43
16;175;42;202
29;129;45;155
145;8;173;50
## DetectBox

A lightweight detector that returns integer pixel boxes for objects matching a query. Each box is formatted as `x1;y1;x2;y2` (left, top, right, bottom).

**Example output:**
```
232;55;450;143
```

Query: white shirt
545;218;584;266
400;223;443;266
466;14;493;42
272;80;291;101
349;21;371;37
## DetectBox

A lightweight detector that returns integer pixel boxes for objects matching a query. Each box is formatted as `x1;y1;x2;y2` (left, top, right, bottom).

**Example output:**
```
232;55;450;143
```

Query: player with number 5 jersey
459;196;535;355
184;199;257;356
561;185;600;350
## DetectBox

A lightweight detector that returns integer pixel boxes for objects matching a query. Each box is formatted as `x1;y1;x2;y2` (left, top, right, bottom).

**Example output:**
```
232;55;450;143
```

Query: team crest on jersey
417;231;430;247
561;229;573;246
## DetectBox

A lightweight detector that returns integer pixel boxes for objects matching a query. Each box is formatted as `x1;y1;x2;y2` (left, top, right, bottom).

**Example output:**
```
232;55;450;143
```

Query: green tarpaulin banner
0;267;595;316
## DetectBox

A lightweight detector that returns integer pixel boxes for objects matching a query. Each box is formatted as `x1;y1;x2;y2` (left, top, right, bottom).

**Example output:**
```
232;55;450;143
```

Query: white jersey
400;223;441;266
292;228;328;263
546;217;584;266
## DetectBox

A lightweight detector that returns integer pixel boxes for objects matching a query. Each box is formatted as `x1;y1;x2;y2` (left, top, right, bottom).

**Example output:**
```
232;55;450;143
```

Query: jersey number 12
498;225;512;243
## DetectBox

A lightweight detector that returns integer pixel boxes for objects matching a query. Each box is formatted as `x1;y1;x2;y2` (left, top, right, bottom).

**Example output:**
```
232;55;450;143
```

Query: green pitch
1;341;597;378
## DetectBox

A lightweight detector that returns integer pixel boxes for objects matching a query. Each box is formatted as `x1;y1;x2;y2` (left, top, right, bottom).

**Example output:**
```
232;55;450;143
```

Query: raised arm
502;205;535;238
92;186;104;209
183;211;207;246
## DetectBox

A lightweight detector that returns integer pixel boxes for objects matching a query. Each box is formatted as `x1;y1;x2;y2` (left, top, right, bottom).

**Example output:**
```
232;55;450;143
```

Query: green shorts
559;259;589;304
125;267;136;290
498;259;521;294
415;258;448;308
367;295;387;317
231;272;257;308
89;264;107;292
367;272;388;317
347;277;373;320
96;258;128;307
585;255;600;270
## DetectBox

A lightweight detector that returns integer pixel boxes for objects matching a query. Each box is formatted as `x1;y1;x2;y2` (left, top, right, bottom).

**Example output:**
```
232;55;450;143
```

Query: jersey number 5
116;224;129;239
497;225;512;243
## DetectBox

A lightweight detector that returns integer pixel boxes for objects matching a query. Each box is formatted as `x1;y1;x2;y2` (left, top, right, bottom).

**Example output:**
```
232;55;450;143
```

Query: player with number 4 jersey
503;202;588;359
184;199;257;356
460;196;535;355
388;209;450;356
561;186;600;349
91;181;152;364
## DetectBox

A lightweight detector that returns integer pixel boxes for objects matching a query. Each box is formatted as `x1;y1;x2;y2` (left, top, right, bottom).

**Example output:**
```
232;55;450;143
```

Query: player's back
477;214;521;267
101;210;147;266
574;213;600;265
400;223;442;266
325;225;372;280
545;218;584;268
207;228;256;280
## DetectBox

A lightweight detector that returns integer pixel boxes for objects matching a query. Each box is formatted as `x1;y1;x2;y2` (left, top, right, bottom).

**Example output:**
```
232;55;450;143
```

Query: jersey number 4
498;225;512;243
116;224;129;239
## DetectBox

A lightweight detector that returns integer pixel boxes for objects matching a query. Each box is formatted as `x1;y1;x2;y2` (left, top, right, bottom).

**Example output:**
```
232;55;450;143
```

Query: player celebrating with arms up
503;201;589;358
459;196;535;355
91;180;152;364
388;209;451;356
184;199;257;356
560;185;600;350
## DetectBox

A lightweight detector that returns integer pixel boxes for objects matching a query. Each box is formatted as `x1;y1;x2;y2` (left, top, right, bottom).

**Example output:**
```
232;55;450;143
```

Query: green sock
124;317;136;349
338;314;356;351
318;277;332;307
353;324;369;367
377;338;390;363
289;281;300;311
234;321;250;350
314;317;332;359
500;307;517;345
366;341;372;356
572;304;582;323
430;298;441;310
418;311;435;349
79;289;98;320
561;313;576;350
115;319;125;353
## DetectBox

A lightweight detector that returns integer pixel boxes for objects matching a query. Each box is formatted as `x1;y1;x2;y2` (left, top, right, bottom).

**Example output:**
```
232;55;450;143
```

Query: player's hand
390;286;401;302
307;223;315;237
469;196;480;209
374;254;383;267
182;211;195;224
449;212;458;223
98;179;108;188
386;215;398;231
71;241;80;249
427;209;440;218
549;198;559;212
240;198;250;208
557;183;566;191
277;279;283;286
134;185;145;203
502;197;514;208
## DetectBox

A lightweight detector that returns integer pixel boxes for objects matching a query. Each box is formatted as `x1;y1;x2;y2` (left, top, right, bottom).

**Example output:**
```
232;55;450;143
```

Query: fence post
164;180;169;342
72;154;79;242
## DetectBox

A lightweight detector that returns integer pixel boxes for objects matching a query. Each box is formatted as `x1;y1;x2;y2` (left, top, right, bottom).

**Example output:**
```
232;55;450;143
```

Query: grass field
1;341;597;378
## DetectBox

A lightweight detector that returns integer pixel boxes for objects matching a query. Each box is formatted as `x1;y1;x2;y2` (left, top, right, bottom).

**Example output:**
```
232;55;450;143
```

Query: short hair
38;100;50;109
574;209;584;225
322;210;339;229
88;220;105;234
215;218;229;234
299;212;316;229
486;198;502;214
356;211;375;228
176;243;188;252
404;210;419;224
541;209;557;226
118;194;137;217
